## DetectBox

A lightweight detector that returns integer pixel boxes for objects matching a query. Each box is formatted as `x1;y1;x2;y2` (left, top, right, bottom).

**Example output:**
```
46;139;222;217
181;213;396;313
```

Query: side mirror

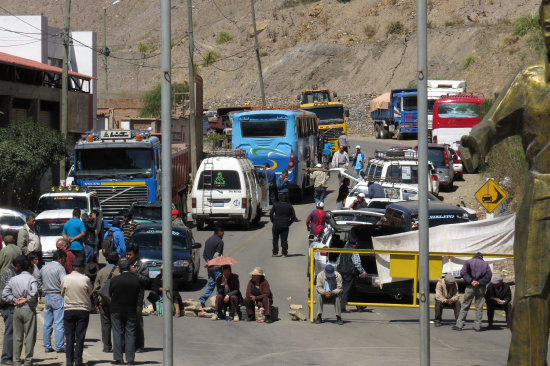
333;92;338;98
297;94;301;101
192;243;202;249
345;108;350;117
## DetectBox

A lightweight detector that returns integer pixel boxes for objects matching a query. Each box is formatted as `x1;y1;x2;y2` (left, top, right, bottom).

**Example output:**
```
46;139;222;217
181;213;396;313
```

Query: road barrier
307;247;514;322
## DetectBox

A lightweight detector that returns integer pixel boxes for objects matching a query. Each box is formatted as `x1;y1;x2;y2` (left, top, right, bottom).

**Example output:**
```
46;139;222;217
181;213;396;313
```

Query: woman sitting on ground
243;267;274;323
212;265;242;321
147;267;183;317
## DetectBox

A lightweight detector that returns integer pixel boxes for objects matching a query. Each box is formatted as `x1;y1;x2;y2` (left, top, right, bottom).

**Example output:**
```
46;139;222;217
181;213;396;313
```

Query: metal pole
416;0;430;364
187;0;197;178
250;0;266;105
160;0;173;364
103;8;108;91
60;0;71;183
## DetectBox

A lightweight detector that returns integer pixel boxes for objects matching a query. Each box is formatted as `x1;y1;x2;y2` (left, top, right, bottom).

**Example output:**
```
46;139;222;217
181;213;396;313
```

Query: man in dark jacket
81;210;98;264
485;275;512;328
198;226;225;307
453;252;492;331
126;245;149;353
212;265;242;321
109;259;141;365
93;252;119;353
269;195;296;257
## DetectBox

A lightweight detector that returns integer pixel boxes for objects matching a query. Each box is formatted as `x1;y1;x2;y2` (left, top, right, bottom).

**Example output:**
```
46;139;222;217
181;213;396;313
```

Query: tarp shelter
372;214;515;285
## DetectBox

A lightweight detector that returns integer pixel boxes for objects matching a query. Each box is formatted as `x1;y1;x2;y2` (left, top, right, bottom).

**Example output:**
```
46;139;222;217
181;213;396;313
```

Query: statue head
540;0;550;59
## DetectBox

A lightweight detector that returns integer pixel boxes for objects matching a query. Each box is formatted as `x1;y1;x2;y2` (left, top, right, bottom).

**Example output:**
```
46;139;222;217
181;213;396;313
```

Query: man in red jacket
306;202;328;237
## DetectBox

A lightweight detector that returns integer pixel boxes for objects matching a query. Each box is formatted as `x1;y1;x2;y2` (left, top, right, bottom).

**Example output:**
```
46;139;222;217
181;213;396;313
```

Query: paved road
21;136;548;365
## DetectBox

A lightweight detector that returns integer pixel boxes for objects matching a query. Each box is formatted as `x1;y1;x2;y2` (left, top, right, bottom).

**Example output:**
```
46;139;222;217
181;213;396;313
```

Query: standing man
331;145;349;170
39;250;67;353
17;214;40;259
56;239;75;274
321;138;333;169
62;208;87;262
197;226;225;308
269;195;297;257
434;273;460;327
1;256;38;366
453;252;492;332
61;257;93;366
276;169;290;202
367;181;385;199
348;193;368;210
93;252;120;353
485;274;512;329
336;229;369;313
338;133;349;153
110;259;141;365
306;202;328;237
0;255;26;366
171;210;187;228
81;210;98;264
121;210;139;244
308;164;329;205
0;235;22;275
262;163;278;204
126;245;149;353
315;264;343;325
351;145;366;176
103;218;126;258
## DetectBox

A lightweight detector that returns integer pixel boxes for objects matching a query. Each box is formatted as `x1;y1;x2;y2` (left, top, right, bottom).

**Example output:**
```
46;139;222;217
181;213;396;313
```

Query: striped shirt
122;220;139;243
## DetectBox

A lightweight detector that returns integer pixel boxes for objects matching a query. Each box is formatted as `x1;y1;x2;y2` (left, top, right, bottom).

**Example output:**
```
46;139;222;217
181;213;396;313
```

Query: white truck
427;80;466;142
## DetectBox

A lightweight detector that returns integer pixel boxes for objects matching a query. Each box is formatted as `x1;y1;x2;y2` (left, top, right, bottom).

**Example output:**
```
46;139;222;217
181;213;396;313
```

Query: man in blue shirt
103;218;126;257
62;208;87;262
351;145;366;176
322;139;332;169
276;169;290;202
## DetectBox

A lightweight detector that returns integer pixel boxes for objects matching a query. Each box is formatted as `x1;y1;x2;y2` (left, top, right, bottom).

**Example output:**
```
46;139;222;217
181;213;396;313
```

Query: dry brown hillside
3;0;542;106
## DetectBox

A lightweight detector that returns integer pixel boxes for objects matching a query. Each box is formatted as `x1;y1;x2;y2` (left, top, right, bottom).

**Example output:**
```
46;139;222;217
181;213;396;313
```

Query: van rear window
198;170;241;190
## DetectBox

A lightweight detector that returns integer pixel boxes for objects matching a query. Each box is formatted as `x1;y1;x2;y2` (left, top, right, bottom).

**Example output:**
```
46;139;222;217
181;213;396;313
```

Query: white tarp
372;214;515;285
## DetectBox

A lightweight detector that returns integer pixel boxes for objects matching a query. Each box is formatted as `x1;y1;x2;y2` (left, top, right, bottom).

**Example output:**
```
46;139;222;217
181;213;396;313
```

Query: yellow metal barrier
307;247;514;322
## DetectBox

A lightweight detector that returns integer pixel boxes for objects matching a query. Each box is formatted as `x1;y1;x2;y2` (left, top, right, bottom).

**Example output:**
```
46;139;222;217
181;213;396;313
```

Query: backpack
337;251;357;276
101;230;117;258
98;267;117;306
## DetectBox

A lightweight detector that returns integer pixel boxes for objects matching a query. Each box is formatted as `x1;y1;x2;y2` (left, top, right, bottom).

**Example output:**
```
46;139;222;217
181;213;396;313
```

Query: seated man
484;274;512;328
212;265;242;322
434;273;461;327
146;267;183;317
243;267;274;323
314;264;343;325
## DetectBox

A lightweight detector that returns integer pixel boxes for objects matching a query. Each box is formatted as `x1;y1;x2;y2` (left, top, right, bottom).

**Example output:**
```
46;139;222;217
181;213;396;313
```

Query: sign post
475;178;508;213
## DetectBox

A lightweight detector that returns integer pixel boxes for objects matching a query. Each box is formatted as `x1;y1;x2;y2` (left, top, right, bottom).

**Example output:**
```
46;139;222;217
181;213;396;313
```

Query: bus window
241;120;286;137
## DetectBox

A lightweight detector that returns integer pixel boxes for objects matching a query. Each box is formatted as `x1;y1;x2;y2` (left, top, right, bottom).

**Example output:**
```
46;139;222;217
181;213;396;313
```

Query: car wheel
196;220;205;231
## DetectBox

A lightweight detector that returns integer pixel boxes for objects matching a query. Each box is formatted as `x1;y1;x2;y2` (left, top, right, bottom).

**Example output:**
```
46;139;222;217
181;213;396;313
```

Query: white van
191;154;268;230
35;209;74;262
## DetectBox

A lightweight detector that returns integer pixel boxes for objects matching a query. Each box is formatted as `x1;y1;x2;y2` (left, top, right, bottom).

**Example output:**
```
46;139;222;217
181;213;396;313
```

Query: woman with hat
243;267;274;323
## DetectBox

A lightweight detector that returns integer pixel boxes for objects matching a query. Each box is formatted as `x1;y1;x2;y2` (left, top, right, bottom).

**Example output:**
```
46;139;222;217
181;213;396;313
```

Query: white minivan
191;154;268;230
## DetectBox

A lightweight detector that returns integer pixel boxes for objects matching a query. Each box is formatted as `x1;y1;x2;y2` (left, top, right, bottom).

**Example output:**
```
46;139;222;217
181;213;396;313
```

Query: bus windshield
437;102;480;118
241;120;286;137
75;148;154;178
304;106;343;123
37;196;87;212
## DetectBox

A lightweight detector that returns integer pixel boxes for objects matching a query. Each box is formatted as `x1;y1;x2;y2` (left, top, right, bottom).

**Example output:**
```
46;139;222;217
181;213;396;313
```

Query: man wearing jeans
453;252;492;331
198;226;225;307
61;257;92;366
39;250;67;353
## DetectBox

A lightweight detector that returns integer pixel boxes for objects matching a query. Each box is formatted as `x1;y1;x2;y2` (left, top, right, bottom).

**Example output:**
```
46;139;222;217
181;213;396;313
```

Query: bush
137;41;152;54
202;49;220;66
364;24;376;38
462;54;477;69
387;21;404;35
140;82;190;118
216;31;233;44
513;14;545;55
444;21;455;27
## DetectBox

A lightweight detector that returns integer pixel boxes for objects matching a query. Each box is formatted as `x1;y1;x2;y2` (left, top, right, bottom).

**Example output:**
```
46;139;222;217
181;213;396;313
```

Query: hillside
4;0;542;117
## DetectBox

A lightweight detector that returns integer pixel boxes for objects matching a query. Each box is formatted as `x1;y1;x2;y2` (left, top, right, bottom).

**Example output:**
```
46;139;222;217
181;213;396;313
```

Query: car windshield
130;230;189;250
35;219;69;236
75;148;154;177
37;196;87;212
132;206;161;220
240;120;286;137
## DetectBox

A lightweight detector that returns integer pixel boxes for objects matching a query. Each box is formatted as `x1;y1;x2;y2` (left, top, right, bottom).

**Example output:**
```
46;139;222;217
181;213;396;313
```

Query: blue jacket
322;142;332;156
265;170;276;185
276;175;289;193
104;227;126;256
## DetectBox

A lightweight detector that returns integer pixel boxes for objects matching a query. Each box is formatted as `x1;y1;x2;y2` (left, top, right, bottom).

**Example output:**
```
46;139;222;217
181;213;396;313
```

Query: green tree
139;82;190;118
0;119;67;207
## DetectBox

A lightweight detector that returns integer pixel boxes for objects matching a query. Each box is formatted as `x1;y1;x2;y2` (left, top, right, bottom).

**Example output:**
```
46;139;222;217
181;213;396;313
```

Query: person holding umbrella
198;226;225;308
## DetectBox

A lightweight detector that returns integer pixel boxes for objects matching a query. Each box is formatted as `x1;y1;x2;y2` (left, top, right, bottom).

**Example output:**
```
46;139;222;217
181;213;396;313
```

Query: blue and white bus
232;109;319;199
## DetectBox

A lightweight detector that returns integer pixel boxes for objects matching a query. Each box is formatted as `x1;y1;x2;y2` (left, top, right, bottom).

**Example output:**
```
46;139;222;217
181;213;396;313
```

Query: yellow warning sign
475;178;508;213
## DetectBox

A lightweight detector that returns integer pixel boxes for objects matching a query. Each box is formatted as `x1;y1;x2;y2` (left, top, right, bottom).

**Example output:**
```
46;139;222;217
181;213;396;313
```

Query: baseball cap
358;193;366;198
172;209;179;215
356;145;361;149
491;275;503;284
316;163;322;168
316;202;324;208
325;264;336;278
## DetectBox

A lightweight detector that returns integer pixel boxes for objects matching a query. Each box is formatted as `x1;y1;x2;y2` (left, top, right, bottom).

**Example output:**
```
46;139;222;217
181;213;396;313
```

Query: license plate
148;267;160;279
452;271;460;277
213;202;224;207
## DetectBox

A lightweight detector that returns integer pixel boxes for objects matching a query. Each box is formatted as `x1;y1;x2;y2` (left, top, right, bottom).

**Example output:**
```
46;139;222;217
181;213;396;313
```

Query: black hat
118;258;131;271
72;257;85;268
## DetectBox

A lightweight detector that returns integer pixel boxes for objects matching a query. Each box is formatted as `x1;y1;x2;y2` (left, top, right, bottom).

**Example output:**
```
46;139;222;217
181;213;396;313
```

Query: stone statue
459;2;550;364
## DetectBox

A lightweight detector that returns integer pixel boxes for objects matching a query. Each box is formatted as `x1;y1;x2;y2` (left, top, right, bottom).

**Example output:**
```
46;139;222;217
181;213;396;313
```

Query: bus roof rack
204;149;248;159
373;150;418;160
439;92;484;99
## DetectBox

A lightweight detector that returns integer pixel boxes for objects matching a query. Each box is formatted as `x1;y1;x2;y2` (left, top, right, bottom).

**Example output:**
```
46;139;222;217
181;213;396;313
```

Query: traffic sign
475;178;508;213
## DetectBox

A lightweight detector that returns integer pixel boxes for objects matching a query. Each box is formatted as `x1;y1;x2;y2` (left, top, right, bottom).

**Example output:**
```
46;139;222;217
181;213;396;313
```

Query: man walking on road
276;169;290;202
306;203;328;237
1;256;39;366
308;164;329;205
434;273;460;327
126;245;149;353
93;252;120;353
453;252;492;331
0;255;26;365
198;226;225;307
39;250;67;353
269;195;297;257
63;208;87;262
61;257;93;366
110;258;141;365
315;264;343;325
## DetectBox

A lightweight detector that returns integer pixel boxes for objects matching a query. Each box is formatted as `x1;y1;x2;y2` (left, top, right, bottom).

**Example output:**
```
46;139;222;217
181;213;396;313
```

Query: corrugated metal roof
0;51;93;80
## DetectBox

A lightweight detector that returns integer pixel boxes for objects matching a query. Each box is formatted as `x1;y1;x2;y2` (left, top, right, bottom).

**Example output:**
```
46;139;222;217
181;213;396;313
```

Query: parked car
414;144;455;190
0;208;34;244
128;225;201;290
34;209;73;262
448;147;463;181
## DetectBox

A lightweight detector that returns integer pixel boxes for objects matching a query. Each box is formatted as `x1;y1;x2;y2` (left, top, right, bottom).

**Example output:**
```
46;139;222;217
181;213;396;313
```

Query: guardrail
307;247;514;322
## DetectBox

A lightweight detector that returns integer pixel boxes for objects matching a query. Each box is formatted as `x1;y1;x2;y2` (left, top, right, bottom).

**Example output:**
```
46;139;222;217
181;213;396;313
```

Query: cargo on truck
370;88;418;140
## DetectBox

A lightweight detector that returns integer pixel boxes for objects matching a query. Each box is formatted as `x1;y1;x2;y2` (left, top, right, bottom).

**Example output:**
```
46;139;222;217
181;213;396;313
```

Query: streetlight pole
60;0;71;183
103;8;108;91
187;0;197;178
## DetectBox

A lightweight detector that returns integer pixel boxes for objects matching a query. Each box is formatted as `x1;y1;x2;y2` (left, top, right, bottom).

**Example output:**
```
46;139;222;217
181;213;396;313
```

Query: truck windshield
37;196;87;213
303;91;330;104
437;102;480;118
75;148;153;177
304;106;343;123
402;96;417;111
241;121;286;137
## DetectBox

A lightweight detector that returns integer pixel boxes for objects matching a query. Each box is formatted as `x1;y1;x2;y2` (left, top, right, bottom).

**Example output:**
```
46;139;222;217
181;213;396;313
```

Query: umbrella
207;256;237;267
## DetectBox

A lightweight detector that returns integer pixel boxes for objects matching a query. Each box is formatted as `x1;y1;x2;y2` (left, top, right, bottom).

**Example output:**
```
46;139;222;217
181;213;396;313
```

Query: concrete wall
72;31;97;126
0;16;48;63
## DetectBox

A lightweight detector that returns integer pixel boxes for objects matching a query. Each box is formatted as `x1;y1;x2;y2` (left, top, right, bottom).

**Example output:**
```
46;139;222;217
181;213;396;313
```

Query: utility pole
160;0;173;365
60;0;71;183
250;0;266;105
102;8;108;91
187;0;197;178
417;0;430;364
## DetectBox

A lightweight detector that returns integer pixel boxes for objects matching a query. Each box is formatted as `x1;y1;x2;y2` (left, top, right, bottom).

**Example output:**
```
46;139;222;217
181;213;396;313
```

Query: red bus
432;93;483;149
